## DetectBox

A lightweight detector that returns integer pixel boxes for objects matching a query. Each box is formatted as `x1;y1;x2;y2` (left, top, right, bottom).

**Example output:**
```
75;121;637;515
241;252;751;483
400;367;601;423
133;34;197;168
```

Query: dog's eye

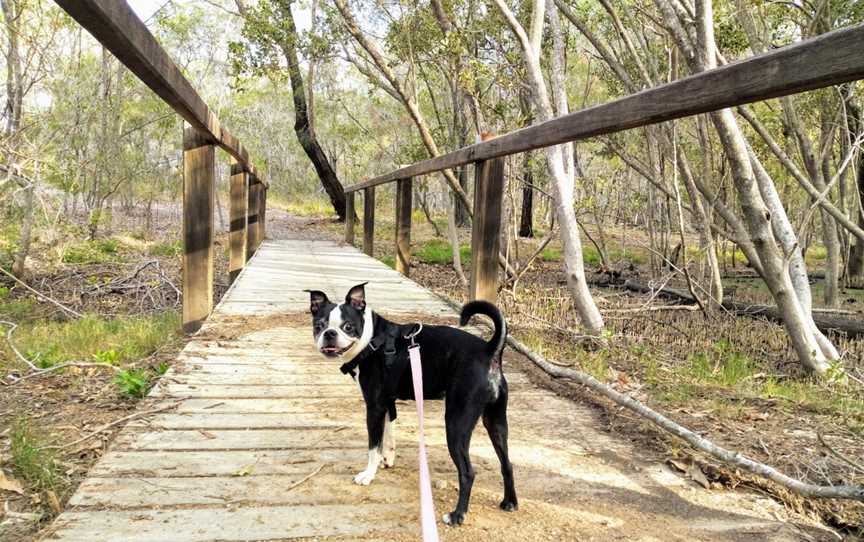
342;322;354;332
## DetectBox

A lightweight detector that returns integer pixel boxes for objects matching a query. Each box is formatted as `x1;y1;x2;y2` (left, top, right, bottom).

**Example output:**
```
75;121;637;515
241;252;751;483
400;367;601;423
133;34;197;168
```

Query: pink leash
407;330;440;542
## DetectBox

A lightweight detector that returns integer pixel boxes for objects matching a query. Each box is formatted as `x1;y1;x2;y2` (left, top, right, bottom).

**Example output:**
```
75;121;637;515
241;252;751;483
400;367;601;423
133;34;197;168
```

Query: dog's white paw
380;448;395;468
353;469;376;485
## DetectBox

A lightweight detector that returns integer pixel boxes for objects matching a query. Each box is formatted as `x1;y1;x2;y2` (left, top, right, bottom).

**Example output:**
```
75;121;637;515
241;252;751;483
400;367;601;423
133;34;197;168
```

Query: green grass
11;311;180;369
687;340;757;387
62;239;124;264
540;247;562;262
379;255;396;269
10;418;64;492
414;239;470;265
148;240;183;257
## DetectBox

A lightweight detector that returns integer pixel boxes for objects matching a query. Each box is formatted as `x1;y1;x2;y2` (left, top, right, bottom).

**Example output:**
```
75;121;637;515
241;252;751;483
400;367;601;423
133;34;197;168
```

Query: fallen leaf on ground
0;472;24;495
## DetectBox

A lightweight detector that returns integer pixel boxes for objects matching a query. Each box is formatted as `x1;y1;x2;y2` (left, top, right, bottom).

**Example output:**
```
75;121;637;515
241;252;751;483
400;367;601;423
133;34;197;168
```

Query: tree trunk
279;1;345;221
493;0;604;335
519;152;535;238
848;100;864;283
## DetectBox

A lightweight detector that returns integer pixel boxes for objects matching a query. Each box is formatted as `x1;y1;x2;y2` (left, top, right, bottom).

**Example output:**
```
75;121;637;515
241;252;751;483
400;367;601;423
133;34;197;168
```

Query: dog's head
305;282;373;360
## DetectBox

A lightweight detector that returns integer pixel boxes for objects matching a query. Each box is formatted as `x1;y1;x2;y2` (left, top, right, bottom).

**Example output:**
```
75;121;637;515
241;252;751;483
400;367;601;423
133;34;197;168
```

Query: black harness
339;322;422;421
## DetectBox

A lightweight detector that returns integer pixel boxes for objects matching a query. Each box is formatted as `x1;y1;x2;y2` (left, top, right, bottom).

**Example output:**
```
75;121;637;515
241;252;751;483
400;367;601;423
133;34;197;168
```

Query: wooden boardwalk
45;240;818;541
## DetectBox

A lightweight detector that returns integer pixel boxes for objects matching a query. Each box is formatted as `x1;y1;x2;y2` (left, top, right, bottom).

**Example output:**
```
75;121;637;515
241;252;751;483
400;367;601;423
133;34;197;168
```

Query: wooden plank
53;1;266;183
48;504;410;542
343;23;864;193
470;158;505;302
69;474;413;508
228;161;248;283
114;428;368;451
246;178;260;259
344;190;355;245
88;449;359;477
395;177;412;275
182;127;215;333
363;186;375;256
258;184;267;243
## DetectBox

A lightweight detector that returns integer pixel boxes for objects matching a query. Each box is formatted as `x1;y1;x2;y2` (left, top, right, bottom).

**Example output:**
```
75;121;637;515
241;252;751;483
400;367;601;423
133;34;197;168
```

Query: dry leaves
0;471;24;495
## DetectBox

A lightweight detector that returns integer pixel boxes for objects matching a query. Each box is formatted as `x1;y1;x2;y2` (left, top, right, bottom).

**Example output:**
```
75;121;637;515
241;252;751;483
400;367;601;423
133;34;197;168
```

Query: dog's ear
345;282;368;312
303;290;329;315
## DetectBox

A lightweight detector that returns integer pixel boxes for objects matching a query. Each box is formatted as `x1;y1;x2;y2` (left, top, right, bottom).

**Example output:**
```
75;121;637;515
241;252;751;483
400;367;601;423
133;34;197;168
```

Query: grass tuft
10;418;64;492
62;239;123;264
415;239;470;265
11;311;180;370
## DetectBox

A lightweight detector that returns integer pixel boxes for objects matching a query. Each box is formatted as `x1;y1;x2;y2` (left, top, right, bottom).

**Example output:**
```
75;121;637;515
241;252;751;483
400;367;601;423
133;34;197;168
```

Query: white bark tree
490;0;604;335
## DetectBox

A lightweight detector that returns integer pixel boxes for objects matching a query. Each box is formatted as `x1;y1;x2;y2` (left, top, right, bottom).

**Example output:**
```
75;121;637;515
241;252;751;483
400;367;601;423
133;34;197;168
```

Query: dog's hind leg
482;379;517;512
442;399;484;526
380;414;396;468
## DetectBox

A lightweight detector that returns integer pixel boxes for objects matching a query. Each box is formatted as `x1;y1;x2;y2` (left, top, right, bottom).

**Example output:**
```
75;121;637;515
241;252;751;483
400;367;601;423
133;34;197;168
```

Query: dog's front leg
354;405;386;485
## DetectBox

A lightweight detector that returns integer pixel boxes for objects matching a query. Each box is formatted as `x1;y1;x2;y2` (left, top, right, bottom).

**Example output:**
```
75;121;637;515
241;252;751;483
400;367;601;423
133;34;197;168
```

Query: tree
232;0;346;220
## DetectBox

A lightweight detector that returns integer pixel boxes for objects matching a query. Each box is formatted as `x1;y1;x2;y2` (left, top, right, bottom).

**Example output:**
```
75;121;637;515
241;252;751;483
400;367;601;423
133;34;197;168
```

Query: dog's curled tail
460;301;507;356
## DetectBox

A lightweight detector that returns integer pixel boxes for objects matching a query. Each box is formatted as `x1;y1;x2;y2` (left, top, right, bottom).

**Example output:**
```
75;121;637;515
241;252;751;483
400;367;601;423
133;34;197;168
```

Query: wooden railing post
182;126;216;333
258;184;267;245
246;176;260;259
395;177;412;275
363;186;375;256
345;191;355;245
229;160;248;284
469;158;505;302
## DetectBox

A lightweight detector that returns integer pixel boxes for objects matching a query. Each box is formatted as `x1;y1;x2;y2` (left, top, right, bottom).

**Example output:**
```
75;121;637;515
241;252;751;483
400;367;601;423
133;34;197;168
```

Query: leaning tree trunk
676;0;832;372
279;1;345;221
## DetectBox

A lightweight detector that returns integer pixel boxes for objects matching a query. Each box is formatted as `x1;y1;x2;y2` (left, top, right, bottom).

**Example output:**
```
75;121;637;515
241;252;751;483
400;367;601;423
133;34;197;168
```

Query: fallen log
615;279;864;339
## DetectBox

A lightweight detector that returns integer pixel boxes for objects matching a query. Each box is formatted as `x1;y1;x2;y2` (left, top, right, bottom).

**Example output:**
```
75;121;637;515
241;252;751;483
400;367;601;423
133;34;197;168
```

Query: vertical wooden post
363;186;375;256
395;177;412;275
469;158;505;302
259;184;267;244
229;161;248;284
246;177;259;259
345;191;355;245
182;126;215;333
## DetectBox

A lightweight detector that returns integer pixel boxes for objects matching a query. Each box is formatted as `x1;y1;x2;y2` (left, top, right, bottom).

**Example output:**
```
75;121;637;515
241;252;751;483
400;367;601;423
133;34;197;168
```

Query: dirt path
42;239;835;541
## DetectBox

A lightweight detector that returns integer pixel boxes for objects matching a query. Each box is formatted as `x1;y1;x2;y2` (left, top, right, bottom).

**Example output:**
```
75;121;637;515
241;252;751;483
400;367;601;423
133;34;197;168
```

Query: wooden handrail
54;0;266;184
344;23;864;192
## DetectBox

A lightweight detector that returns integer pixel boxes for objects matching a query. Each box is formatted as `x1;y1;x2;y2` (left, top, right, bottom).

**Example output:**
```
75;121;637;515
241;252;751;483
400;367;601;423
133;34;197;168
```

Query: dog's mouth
320;343;353;357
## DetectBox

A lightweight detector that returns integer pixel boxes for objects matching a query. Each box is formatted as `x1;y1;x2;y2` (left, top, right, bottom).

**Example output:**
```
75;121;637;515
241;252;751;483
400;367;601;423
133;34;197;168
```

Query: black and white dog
305;283;517;526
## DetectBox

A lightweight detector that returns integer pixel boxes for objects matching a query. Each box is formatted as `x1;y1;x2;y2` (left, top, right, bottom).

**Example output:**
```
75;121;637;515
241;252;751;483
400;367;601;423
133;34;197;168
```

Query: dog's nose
323;329;337;340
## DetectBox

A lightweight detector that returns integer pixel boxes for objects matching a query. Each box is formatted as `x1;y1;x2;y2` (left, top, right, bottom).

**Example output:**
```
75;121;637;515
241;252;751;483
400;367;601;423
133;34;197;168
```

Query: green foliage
62;239;123;264
113;368;151;399
10;418;63;492
379;255;396;269
149;240;183;258
415;239;470;265
9;312;180;370
540;247;562;262
687;340;756;387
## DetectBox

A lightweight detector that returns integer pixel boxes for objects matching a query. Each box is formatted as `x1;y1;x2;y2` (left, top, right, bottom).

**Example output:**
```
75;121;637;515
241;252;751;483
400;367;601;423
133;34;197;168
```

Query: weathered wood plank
246;178;260;259
344;23;864;192
69;474;413;508
395;177;412;275
182;127;215;333
470;158;505;302
228;161;248;283
345;190;356;245
363;186;375;256
49;504;410;542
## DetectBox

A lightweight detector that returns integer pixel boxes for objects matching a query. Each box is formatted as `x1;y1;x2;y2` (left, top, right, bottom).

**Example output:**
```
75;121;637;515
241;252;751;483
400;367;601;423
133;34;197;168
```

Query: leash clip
404;323;423;348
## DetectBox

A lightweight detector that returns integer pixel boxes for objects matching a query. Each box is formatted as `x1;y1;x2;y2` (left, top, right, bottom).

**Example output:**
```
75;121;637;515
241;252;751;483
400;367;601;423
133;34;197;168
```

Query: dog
305;283;517;526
